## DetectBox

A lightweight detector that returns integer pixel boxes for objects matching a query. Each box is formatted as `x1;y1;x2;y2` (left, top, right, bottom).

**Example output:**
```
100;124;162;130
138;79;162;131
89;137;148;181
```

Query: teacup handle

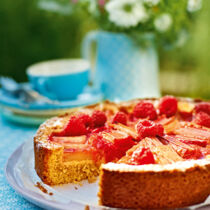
81;31;99;86
37;78;57;100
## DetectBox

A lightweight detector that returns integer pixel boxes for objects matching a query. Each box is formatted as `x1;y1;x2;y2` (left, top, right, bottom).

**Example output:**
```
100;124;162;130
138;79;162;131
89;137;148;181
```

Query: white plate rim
4;142;108;210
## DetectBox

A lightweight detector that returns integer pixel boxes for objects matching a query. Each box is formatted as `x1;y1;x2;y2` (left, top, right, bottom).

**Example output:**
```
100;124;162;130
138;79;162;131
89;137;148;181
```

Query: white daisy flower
154;13;172;32
144;0;160;6
187;0;202;12
105;0;148;28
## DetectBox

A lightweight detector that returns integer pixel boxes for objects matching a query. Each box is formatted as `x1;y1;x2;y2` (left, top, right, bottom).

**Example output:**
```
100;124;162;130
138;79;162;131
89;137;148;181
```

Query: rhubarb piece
101;130;136;159
119;137;183;165
112;111;127;125
109;123;139;139
89;129;136;163
152;145;183;164
63;143;89;150
195;102;210;115
155;115;175;125
136;138;183;164
133;101;157;120
163;118;180;134
194;111;210;128
178;101;195;113
136;120;164;139
160;135;203;159
92;110;107;127
174;126;210;141
52;136;86;144
159;96;178;117
88;134;115;162
130;147;155;165
173;135;207;147
178;101;194;120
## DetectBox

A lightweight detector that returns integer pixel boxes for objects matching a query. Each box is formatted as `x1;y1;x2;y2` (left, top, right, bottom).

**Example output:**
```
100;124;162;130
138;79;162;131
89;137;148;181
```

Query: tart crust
99;160;210;209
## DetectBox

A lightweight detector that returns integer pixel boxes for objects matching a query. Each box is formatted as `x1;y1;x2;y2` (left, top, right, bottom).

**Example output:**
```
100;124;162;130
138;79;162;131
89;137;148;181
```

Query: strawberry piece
92;110;107;127
133;101;157;120
195;102;210;115
159;96;178;117
194;111;210;128
112;111;127;125
130;147;155;165
136;120;164;139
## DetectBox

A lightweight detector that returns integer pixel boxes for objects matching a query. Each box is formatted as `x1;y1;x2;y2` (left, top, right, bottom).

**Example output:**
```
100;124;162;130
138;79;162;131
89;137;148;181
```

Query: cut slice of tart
34;97;210;209
99;159;210;209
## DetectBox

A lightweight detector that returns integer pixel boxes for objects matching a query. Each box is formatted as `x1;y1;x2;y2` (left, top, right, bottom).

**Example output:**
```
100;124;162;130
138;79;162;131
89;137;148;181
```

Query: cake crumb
35;182;53;196
85;205;90;210
74;186;78;190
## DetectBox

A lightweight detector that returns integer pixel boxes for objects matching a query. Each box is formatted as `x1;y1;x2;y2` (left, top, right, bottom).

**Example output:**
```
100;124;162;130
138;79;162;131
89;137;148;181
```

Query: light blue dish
27;59;90;100
1;108;46;126
0;83;103;112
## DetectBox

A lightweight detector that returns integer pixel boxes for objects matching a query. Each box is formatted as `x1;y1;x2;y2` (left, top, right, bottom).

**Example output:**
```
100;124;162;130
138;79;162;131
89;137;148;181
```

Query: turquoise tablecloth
0;116;41;209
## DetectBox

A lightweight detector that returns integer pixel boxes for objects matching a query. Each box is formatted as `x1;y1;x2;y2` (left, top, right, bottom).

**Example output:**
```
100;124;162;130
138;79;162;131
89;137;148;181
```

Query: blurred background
0;0;209;99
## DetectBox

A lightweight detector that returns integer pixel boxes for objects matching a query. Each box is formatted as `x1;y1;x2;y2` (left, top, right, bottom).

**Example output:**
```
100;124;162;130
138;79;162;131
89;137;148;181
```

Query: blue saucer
0;83;103;114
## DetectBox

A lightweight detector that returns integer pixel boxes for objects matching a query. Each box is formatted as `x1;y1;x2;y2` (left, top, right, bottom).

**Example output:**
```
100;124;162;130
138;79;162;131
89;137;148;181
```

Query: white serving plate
5;139;210;210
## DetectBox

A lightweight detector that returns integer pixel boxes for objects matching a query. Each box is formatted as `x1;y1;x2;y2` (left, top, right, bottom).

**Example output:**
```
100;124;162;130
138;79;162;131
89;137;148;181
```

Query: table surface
0;115;41;209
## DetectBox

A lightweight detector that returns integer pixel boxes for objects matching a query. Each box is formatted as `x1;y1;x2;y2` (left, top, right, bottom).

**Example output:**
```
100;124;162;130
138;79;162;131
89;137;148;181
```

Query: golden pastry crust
99;160;210;209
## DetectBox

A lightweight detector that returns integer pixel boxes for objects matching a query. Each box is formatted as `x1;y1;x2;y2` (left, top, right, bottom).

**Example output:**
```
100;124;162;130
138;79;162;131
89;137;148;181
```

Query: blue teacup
27;59;90;100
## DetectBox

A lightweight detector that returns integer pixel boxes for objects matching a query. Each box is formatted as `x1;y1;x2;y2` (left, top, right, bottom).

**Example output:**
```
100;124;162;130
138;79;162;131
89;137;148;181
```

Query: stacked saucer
0;83;103;126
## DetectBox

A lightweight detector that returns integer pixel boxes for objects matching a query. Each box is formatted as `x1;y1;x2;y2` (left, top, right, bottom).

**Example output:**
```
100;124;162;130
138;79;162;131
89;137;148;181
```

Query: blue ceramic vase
82;31;160;101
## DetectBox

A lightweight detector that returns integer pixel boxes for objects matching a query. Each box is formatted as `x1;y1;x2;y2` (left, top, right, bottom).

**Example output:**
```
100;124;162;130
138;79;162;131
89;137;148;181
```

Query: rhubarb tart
34;96;210;209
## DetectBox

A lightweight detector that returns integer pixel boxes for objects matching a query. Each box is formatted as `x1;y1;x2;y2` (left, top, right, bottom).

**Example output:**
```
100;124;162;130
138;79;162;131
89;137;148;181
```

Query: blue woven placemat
0;116;41;209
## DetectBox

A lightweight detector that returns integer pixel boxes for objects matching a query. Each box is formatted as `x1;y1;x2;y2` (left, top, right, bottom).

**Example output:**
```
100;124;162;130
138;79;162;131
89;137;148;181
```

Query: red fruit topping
156;123;164;136
114;137;136;158
64;116;88;136
133;102;157;120
89;134;116;162
179;111;193;122
159;96;178;117
112;111;127;125
136;120;164;139
91;126;107;134
195;102;210;115
130;147;155;165
78;113;93;128
92;110;107;127
194;111;210;128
